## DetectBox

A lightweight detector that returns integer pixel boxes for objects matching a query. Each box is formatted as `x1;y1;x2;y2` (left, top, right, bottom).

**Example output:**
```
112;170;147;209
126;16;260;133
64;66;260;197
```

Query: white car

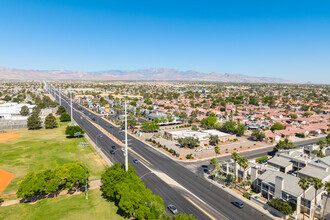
121;147;125;152
206;146;214;150
195;148;203;152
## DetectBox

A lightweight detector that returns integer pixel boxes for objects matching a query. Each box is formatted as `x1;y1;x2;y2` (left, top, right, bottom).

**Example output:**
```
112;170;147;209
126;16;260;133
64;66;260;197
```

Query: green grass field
0;189;125;220
0;120;108;195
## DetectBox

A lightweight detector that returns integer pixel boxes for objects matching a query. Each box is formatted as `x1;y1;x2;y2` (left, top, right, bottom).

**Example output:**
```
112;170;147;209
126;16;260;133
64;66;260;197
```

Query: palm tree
231;152;240;186
321;182;330;220
214;146;220;159
238;157;249;190
312;177;323;220
317;140;326;158
298;178;310;220
210;158;217;170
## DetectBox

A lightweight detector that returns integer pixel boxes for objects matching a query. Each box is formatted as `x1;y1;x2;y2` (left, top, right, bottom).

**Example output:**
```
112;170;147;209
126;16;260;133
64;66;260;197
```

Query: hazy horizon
1;0;329;83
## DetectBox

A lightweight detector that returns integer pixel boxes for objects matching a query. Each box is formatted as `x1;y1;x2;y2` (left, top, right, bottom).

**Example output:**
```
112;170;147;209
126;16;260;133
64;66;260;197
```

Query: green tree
201;115;218;129
274;138;297;151
236;124;246;136
298;178;310;220
271;122;285;131
65;125;85;137
214;146;220;159
177;137;199;148
209;135;219;146
56;105;66;115
221;121;237;133
20;105;29;116
166;114;175;123
179;111;188;122
129;101;137;106
311;177;323;220
238;157;249;190
60;112;71;122
290;113;298;119
141;121;159;132
32;106;41;115
191;125;199;131
317;140;327;158
251;129;265;141
101;163;165;219
321;181;330;220
27;114;42;130
231;152;240;184
45;113;57;129
210;158;217;169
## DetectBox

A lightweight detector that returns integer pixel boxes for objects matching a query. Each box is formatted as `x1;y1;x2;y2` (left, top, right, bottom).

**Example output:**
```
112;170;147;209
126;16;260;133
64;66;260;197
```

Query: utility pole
59;87;61;106
70;90;73;125
125;95;128;172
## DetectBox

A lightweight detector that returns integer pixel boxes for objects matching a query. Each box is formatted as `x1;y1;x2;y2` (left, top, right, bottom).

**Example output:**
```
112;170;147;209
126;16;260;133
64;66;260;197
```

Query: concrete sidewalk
0;180;102;207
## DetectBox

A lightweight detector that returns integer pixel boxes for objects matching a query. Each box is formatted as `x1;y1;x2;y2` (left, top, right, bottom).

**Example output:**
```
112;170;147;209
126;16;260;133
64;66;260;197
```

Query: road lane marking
184;196;216;220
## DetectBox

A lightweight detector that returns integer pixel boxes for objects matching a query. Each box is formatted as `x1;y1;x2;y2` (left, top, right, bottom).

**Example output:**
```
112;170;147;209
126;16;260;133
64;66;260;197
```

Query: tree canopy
45;113;57;129
65;125;85;137
20;105;29;116
27;114;42;130
60;112;71;122
141;121;159;132
274;138;297;151
101;163;165;219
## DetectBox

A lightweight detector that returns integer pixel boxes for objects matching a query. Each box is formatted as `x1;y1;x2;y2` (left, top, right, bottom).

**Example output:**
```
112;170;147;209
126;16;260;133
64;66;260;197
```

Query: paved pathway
0;180;102;207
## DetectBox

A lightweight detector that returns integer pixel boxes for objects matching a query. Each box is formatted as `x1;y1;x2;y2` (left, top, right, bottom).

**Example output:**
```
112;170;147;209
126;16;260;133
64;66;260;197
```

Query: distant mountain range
0;67;296;83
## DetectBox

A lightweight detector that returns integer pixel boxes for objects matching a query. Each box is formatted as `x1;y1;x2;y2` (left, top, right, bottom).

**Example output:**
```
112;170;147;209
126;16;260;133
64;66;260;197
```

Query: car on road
133;159;139;164
203;169;210;174
121;147;125;152
195;148;203;152
110;150;115;155
231;201;244;208
167;204;178;214
112;145;116;149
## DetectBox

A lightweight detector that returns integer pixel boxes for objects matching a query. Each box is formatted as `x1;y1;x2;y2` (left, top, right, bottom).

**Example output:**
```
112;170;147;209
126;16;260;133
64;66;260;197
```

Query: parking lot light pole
79;142;89;200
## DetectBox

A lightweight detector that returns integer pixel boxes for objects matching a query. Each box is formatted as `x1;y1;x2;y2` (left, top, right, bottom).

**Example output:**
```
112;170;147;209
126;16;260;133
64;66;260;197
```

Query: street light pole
70;91;73;125
125;96;128;172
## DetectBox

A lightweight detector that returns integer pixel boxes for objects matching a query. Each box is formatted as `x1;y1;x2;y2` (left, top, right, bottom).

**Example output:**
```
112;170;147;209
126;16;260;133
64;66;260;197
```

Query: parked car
110;150;115;155
203;169;210;174
231;201;244;208
133;159;139;164
167;204;178;214
195;148;203;152
121;148;125;152
206;146;213;150
112;145;116;149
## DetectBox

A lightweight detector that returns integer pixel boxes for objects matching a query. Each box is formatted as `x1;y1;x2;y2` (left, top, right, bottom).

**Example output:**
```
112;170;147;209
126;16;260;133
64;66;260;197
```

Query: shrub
186;154;193;159
267;198;294;215
243;193;251;200
255;156;268;163
60;112;71;122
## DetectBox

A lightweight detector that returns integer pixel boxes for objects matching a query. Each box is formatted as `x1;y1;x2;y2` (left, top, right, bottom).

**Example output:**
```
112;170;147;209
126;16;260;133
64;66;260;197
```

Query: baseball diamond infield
0;133;20;142
0;169;15;194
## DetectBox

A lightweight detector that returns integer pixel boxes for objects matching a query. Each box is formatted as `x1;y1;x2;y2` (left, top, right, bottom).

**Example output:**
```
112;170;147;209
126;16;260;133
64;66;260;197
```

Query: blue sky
0;0;329;83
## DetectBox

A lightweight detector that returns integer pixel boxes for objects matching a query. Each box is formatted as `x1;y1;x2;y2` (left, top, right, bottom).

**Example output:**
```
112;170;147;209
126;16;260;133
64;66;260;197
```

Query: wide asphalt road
49;85;273;220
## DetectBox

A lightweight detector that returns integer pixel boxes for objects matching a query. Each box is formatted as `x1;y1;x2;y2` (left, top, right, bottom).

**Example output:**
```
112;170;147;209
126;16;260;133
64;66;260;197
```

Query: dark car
133;159;139;164
112;145;116;149
167;204;178;214
203;169;210;175
110;150;115;155
231;201;244;208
